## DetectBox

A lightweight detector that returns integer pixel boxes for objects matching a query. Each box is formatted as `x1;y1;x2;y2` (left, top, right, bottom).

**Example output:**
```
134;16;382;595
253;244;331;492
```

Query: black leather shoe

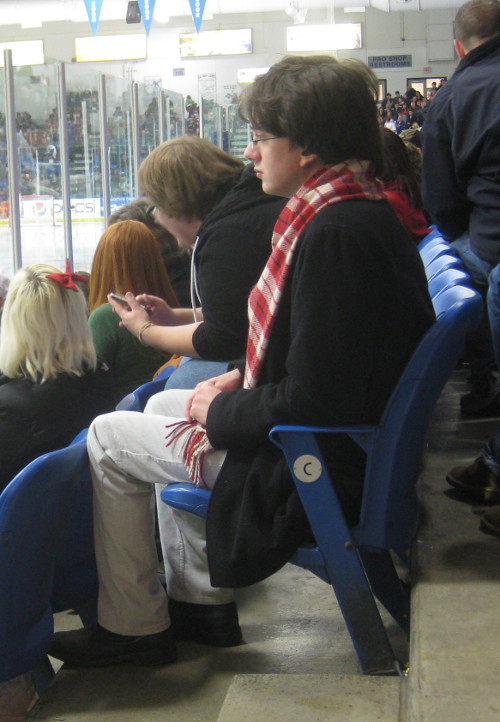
169;599;242;647
446;457;500;503
480;506;500;537
49;623;178;667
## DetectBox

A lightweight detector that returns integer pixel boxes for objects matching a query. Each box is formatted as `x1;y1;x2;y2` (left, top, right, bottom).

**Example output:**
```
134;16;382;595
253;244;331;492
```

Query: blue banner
137;0;156;35
189;0;207;33
83;0;103;36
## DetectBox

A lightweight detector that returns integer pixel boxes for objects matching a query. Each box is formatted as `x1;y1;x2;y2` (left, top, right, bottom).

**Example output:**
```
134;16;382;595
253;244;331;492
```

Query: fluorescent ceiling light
287;23;362;50
179;28;252;57
0;40;44;66
75;34;147;62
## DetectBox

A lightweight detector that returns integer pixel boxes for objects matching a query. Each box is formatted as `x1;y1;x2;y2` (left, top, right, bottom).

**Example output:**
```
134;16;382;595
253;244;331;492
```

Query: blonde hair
88;220;178;312
138;136;244;221
0;263;97;382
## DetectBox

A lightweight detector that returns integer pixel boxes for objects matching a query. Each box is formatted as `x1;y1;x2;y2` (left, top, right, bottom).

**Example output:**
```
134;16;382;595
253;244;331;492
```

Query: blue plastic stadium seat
116;371;173;412
0;436;92;692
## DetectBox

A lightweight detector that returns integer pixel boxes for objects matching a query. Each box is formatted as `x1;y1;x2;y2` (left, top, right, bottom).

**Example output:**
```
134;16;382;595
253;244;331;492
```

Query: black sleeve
421;99;471;240
191;221;271;360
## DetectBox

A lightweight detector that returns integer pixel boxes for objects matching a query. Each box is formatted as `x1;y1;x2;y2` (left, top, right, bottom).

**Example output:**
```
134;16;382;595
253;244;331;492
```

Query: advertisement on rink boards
0;196;135;224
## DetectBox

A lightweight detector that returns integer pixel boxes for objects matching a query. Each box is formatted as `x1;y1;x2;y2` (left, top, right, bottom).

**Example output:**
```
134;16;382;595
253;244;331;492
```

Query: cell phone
109;292;153;315
109;292;131;307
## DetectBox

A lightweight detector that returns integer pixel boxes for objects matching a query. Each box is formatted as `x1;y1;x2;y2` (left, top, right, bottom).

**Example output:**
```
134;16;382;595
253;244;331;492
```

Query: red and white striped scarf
244;159;385;388
166;158;384;486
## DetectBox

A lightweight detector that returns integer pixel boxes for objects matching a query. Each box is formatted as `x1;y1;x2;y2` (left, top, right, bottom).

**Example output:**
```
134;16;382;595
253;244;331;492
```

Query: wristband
138;321;155;346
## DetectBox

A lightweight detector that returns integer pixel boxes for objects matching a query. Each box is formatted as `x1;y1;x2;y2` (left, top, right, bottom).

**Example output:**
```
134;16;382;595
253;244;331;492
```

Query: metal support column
4;49;22;271
158;88;165;145
57;62;73;268
98;74;111;225
131;81;140;196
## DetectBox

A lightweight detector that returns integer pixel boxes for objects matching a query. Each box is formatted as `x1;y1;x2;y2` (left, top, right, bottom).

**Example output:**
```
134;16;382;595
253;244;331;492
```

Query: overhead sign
368;54;412;69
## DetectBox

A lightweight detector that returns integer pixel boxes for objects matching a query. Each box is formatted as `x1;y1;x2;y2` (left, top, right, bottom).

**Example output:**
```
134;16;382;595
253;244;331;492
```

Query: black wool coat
204;198;435;588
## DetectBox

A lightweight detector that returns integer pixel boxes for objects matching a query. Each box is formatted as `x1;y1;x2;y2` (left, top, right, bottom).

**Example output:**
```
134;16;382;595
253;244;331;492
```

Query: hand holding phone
109;292;152;314
109;292;130;307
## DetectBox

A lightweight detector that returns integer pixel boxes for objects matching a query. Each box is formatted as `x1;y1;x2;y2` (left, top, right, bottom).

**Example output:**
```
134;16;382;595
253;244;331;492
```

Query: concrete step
217;673;403;722
408;378;500;722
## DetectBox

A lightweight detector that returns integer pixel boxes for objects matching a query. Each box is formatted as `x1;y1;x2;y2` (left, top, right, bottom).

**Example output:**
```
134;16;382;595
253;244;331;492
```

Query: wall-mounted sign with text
368;55;412;69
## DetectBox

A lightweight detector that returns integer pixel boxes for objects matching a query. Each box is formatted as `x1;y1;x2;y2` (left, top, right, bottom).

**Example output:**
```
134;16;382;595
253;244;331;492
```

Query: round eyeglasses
249;135;281;147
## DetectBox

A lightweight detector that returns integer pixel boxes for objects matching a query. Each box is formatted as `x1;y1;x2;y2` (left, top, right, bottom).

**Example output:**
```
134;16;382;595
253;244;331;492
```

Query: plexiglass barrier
0;54;185;276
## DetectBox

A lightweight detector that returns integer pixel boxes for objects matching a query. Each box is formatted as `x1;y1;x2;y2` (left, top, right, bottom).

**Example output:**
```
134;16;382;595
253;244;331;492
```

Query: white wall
0;5;461;107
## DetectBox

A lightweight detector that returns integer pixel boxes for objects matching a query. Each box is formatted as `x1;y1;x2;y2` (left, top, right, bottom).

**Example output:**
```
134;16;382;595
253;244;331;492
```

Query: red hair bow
46;259;87;293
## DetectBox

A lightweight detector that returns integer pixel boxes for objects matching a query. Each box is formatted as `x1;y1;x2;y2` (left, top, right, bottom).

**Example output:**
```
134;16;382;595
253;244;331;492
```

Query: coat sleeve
421;95;472;241
191;221;272;361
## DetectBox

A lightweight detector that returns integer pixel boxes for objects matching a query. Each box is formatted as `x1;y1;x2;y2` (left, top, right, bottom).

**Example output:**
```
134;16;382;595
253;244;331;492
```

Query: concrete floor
16;368;500;721
27;562;407;722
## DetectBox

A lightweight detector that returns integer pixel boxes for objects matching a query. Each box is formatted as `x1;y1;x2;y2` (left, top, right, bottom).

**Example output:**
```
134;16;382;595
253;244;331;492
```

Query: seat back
51;430;97;617
417;227;442;252
0;439;88;683
115;375;168;412
428;267;470;300
425;253;462;283
354;285;483;551
419;241;452;268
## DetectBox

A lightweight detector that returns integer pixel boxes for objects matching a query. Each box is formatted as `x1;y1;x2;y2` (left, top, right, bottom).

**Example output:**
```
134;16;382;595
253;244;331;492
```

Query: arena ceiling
1;0;463;28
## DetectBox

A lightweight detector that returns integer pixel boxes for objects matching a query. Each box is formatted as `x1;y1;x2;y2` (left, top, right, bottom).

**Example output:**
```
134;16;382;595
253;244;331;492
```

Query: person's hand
184;369;242;425
200;368;243;392
185;383;223;426
108;292;150;337
136;294;175;325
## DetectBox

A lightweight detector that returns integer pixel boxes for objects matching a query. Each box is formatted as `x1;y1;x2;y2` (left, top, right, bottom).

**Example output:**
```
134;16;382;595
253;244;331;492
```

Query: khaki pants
87;389;232;637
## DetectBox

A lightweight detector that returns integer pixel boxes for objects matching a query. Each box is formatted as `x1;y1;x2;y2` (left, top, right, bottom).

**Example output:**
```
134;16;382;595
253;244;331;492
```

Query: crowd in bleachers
378;79;447;138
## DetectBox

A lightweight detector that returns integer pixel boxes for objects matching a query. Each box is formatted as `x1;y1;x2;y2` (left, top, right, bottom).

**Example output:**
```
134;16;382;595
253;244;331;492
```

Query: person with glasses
50;56;434;669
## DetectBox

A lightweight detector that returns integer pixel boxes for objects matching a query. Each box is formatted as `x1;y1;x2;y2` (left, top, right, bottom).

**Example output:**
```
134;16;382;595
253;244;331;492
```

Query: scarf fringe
165;420;213;488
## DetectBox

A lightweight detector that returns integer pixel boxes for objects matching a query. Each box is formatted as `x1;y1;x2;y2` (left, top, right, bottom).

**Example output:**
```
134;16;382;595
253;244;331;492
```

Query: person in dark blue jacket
422;0;500;533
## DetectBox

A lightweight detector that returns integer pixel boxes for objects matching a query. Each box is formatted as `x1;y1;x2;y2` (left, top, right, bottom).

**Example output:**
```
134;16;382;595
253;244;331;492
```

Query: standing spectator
420;0;500;526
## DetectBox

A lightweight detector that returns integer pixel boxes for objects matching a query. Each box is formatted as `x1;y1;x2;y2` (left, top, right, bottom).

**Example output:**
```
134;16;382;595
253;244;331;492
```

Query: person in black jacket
427;0;500;536
50;56;434;669
0;263;114;492
116;135;286;388
421;0;500;416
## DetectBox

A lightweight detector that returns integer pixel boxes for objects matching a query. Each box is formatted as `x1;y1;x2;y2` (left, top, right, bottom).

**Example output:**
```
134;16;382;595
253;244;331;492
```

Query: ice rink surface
0;221;105;276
